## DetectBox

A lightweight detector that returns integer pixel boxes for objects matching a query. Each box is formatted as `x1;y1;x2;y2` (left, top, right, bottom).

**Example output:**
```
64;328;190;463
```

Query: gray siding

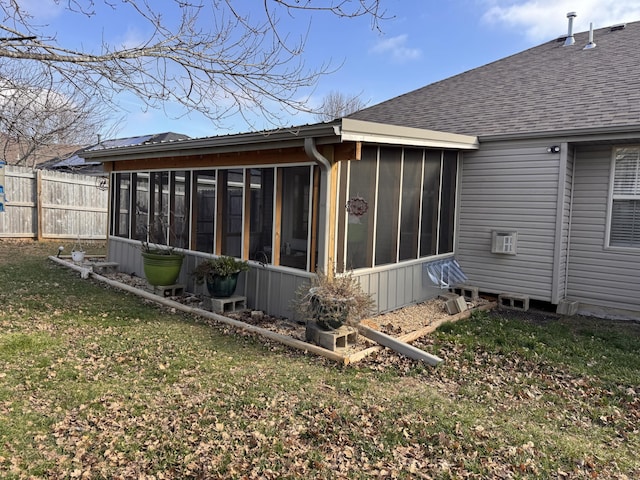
108;237;441;318
457;140;562;301
552;145;574;303
354;262;442;314
108;237;313;319
567;145;640;313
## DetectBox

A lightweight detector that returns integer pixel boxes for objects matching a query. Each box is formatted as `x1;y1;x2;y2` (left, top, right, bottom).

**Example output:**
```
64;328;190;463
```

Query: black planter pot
206;272;240;298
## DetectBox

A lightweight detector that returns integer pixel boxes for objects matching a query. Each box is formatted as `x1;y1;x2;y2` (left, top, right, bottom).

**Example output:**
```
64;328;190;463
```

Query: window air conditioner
491;231;517;255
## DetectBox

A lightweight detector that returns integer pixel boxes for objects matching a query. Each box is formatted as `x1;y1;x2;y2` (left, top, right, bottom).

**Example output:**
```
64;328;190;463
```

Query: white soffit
339;118;479;150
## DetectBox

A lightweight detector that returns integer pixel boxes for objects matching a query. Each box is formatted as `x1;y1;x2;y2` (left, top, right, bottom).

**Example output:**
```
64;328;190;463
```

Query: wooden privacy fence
0;165;108;240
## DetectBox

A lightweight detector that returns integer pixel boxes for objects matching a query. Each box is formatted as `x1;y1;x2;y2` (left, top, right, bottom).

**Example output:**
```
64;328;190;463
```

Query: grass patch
436;310;640;385
0;240;639;478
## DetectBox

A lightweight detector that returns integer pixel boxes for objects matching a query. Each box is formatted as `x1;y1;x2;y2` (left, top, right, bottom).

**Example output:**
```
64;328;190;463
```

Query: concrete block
439;292;460;301
91;261;119;275
148;284;185;297
203;295;247;314
556;300;579;316
498;293;530;311
445;295;468;314
305;321;357;351
451;284;479;301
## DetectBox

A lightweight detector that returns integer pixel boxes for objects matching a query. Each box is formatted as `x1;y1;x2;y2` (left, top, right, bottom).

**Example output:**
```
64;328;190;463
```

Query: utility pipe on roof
304;137;331;273
564;12;577;46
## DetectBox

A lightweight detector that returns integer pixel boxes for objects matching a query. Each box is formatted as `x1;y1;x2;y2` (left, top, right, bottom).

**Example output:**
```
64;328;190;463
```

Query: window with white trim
610;147;640;247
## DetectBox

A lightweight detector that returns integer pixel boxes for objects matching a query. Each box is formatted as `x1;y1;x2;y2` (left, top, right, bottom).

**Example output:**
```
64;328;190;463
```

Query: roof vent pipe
583;22;596;49
564;11;577;46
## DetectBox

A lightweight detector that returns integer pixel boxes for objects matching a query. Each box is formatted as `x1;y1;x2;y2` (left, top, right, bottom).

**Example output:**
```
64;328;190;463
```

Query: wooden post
273;169;282;266
327;154;340;274
215;170;225;255
310;166;320;272
243;171;251;260
36;170;43;241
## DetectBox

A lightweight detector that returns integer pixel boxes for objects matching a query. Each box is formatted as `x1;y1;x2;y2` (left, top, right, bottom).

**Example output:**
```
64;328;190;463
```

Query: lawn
1;240;639;479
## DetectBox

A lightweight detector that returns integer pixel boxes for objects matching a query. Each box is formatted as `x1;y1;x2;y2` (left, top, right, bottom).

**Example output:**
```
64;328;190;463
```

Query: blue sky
24;0;640;139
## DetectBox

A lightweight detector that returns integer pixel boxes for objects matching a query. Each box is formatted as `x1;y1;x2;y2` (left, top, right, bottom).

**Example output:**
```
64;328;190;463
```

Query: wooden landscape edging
346;301;497;364
50;255;348;364
50;255;496;366
357;325;444;366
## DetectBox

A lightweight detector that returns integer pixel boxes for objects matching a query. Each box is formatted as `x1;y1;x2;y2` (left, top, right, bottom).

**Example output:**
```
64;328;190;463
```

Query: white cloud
17;0;66;20
118;26;147;50
481;0;640;42
370;34;422;63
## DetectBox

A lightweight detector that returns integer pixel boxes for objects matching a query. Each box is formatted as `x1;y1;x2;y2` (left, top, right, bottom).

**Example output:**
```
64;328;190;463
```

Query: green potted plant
293;270;375;330
140;217;185;286
141;244;185;287
192;256;249;298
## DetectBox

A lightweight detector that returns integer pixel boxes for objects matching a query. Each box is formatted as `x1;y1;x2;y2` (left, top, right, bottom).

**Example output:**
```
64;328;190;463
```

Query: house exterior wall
456;139;562;301
353;261;443;314
566;145;640;317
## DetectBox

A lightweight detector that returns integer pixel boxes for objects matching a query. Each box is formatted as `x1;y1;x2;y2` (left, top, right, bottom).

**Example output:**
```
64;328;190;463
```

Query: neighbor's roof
41;132;190;170
348;20;640;138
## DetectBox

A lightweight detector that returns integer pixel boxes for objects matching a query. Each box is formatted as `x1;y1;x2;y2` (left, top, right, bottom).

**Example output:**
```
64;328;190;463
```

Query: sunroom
84;119;478;318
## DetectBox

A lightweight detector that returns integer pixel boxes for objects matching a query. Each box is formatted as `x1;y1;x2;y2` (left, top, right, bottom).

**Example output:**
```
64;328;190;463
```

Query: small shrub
192;256;249;283
292;270;375;329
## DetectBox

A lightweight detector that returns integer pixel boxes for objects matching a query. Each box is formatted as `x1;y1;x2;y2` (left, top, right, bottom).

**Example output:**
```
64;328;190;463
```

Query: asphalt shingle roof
348;21;640;137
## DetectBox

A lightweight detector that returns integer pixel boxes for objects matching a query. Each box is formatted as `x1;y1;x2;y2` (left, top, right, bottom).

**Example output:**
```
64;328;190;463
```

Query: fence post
36;170;43;241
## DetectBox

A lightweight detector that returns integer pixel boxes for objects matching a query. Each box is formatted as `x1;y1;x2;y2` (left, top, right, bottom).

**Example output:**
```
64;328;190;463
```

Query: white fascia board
339;118;479;150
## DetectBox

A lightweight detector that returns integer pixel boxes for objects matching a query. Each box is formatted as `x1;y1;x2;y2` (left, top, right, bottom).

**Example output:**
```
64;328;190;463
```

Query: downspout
563;150;577;300
551;143;569;304
304;137;331;273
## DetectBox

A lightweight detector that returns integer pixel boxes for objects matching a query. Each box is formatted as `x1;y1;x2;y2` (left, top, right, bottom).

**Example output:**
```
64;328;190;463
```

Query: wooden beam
108;148;310;172
396;302;497;343
310;166;320;272
332;142;360;162
215;170;225;255
273;168;282;266
358;325;443;365
346;302;497;364
334;161;348;272
243;171;251;260
326;148;340;274
65;263;350;364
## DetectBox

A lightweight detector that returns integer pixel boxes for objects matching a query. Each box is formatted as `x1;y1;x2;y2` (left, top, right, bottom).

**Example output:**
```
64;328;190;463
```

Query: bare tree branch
0;1;387;128
0;60;115;168
314;90;368;122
